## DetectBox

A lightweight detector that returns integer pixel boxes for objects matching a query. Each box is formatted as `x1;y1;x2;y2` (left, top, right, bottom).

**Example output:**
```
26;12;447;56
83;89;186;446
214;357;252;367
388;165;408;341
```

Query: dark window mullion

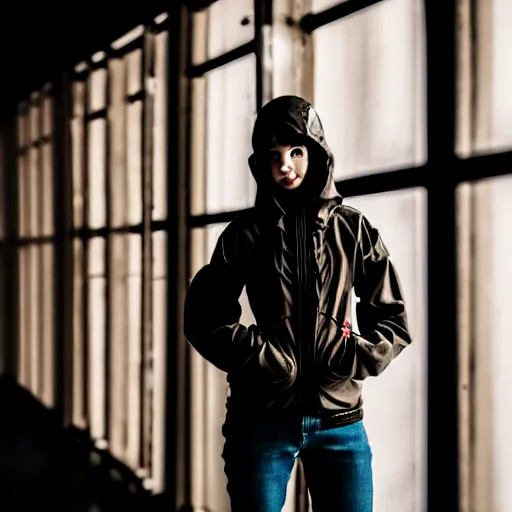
300;0;385;33
424;1;459;511
187;40;256;78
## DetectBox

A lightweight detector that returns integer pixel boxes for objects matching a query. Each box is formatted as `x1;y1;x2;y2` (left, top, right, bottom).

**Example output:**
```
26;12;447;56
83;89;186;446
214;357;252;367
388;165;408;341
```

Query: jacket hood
248;95;341;215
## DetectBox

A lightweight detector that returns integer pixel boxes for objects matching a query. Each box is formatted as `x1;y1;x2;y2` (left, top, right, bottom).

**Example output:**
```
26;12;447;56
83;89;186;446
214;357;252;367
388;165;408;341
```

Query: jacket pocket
235;316;297;391
316;313;357;384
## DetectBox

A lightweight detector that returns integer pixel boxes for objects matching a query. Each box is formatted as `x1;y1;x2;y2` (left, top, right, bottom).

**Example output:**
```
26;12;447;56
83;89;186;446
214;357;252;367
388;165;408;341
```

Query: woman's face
268;144;309;190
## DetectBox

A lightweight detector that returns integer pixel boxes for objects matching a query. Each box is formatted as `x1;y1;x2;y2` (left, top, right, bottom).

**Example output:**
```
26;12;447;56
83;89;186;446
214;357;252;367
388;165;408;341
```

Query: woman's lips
283;172;298;185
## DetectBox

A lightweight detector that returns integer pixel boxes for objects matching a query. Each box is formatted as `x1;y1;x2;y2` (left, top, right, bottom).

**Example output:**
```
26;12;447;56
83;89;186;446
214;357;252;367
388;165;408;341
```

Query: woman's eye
291;148;303;158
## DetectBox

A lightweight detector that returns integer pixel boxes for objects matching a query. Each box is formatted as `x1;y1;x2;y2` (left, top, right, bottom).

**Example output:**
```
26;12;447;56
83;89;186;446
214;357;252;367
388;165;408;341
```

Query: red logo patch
341;320;351;339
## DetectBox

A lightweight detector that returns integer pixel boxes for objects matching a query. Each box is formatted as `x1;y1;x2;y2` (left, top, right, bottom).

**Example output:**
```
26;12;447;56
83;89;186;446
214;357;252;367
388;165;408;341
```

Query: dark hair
270;127;312;148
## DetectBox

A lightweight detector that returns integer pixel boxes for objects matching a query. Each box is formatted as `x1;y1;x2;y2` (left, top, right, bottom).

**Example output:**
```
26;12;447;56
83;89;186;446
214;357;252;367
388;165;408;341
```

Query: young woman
184;95;412;512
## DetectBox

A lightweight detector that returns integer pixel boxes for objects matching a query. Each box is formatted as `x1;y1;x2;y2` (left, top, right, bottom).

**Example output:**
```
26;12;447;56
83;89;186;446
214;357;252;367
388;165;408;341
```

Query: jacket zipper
296;206;309;414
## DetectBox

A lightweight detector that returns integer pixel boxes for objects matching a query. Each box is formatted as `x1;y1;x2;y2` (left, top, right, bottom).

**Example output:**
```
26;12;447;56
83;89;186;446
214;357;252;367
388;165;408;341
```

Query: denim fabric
222;412;373;512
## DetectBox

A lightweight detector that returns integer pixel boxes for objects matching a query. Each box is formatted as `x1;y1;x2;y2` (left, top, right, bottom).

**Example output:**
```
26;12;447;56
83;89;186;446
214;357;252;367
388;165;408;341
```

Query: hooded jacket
184;96;412;419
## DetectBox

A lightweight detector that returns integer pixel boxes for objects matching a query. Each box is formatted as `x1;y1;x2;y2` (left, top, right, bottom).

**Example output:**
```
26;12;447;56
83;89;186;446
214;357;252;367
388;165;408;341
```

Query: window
455;2;512;509
16;91;55;409
457;176;512;512
6;16;170;497
2;0;511;509
190;54;257;216
68;23;169;492
472;0;512;154
192;0;254;64
313;0;426;179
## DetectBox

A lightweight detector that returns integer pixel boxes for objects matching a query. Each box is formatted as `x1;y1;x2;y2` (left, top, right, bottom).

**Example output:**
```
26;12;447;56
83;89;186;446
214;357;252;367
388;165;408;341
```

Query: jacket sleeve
183;220;265;374
352;214;412;379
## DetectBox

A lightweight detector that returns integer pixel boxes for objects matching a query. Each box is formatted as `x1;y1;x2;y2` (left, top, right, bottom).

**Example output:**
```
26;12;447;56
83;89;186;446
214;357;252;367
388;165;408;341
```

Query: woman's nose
280;156;293;173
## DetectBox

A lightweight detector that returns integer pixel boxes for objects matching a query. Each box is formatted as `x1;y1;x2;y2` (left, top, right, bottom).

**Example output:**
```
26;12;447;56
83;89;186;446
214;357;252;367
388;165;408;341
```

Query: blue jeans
222;412;373;512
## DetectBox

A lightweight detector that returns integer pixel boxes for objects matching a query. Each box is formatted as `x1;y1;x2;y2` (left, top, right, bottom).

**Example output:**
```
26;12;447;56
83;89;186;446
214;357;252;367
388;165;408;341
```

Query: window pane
73;239;86;429
29;245;40;397
203;54;257;214
127;101;143;225
89;68;107;113
18;248;30;388
126;234;142;471
457;176;512;511
88;237;107;442
41;244;54;408
473;0;512;153
108;234;129;461
205;0;254;62
30;102;41;142
109;58;127;229
41;142;54;236
153;31;168;222
151;231;167;493
314;0;426;179
71;82;86;229
29;147;40;237
88;119;107;229
344;188;427;512
126;49;143;96
17;155;27;237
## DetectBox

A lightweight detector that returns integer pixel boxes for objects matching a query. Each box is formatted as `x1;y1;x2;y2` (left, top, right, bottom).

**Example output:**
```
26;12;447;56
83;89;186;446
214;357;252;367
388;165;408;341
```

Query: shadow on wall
0;375;169;512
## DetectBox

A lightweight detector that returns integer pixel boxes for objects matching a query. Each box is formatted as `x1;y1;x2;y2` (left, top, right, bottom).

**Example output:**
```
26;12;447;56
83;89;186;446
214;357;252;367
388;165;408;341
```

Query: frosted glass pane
29;147;40;237
151;231;167;493
208;0;254;60
41;244;55;408
206;54;257;214
88;119;107;228
126;101;143;225
89;68;107;113
30;103;40;142
314;0;426;179
88;237;106;442
344;188;427;512
474;0;512;153
153;31;168;222
459;176;512;511
125;49;142;96
41;142;53;236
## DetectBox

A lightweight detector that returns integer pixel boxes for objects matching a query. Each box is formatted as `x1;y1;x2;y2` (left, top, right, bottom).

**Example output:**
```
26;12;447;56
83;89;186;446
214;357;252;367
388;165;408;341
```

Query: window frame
1;13;175;499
